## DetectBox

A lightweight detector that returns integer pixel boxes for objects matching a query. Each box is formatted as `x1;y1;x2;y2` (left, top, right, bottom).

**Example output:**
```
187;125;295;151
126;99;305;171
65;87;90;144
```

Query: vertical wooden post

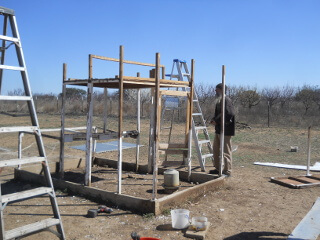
59;63;67;179
267;101;270;128
161;66;165;80
136;72;141;172
103;88;108;133
117;45;124;194
148;69;155;173
187;59;195;180
185;81;191;162
306;126;312;176
219;65;226;177
85;55;94;186
56;96;59;112
92;126;98;164
152;53;160;200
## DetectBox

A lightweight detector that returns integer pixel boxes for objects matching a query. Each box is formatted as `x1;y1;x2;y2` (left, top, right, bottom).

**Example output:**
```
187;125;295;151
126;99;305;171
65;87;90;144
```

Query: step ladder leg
0;8;65;239
0;15;8;93
42;163;66;239
0;185;5;240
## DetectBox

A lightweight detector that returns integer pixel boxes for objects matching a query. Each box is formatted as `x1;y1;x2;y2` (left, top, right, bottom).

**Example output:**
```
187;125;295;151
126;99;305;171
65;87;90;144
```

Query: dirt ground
1;113;320;239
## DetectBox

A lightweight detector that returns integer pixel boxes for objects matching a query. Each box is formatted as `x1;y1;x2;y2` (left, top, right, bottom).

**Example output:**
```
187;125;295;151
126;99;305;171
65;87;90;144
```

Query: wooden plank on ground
294;176;320;184
271;175;320;189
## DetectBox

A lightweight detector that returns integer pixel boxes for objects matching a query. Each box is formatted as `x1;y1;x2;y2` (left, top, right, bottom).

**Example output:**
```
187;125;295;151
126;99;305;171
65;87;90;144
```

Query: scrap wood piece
185;222;211;240
271;174;320;189
254;162;320;171
288;197;320;240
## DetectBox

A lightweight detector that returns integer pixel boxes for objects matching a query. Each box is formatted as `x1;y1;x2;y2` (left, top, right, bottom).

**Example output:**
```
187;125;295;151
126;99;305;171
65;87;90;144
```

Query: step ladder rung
195;126;206;130
2;187;53;204
183;73;190;76
0;64;25;71
198;140;211;145
169;74;179;79
5;218;60;240
193;99;198;102
161;127;172;130
0;95;32;101
0;126;38;133
202;154;213;159
0;156;46;168
0;35;19;43
192;113;202;116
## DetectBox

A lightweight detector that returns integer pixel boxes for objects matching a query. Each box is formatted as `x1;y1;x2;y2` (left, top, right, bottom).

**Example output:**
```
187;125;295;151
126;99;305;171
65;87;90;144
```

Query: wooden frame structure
59;46;194;200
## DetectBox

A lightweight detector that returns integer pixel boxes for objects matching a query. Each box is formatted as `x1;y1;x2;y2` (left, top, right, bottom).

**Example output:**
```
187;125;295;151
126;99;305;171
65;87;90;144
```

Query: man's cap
216;83;227;91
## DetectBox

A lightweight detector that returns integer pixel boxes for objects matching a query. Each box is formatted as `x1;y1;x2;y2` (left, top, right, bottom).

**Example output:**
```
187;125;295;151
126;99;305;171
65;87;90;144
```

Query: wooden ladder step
2;187;53;204
0;157;45;168
0;126;38;133
5;218;60;240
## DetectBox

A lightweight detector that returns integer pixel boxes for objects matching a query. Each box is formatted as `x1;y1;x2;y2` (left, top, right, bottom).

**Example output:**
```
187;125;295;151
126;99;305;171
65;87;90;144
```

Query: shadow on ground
224;231;288;240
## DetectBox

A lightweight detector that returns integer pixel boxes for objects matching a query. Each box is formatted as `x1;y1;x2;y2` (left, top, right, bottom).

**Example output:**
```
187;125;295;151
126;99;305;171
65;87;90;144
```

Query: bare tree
239;89;261;109
295;85;315;114
262;87;280;110
195;83;215;104
279;85;295;108
140;89;151;117
7;88;25;96
312;88;320;111
227;85;243;105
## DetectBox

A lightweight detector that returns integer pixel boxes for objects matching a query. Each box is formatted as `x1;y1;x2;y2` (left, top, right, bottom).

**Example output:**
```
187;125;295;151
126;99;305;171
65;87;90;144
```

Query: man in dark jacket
210;83;235;176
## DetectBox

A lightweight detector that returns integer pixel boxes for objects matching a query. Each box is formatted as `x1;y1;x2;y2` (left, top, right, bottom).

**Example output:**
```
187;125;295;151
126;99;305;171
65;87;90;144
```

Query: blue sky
1;0;320;94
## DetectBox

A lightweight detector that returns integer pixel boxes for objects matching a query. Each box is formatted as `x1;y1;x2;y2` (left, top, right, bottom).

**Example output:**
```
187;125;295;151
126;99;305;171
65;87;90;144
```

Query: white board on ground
288;197;320;240
254;162;320;171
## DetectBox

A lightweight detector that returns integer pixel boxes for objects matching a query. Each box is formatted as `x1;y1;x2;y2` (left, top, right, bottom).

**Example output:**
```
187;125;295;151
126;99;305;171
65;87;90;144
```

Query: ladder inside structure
165;59;213;171
0;6;65;239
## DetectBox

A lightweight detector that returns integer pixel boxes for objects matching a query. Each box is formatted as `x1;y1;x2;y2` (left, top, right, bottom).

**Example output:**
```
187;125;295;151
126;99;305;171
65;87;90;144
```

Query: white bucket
171;209;190;229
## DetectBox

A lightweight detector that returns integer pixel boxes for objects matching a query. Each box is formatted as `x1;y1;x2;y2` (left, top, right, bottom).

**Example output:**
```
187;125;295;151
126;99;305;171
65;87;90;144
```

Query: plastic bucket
171;209;190;229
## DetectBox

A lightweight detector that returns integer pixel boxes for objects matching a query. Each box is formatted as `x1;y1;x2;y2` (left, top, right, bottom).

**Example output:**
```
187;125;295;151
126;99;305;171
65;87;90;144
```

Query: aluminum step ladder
166;59;213;171
0;6;65;239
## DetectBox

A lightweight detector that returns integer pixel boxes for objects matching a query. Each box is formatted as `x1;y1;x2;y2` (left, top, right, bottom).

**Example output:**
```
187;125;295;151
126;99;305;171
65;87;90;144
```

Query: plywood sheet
71;141;141;153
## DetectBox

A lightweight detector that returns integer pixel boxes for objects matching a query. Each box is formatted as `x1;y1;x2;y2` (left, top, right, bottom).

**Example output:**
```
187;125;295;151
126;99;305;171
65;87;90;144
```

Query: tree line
2;84;320;127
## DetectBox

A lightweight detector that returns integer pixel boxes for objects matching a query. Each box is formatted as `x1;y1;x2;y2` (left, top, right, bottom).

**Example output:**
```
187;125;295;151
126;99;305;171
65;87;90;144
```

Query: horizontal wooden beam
159;143;187;149
159;149;187;155
90;54;165;68
160;90;188;97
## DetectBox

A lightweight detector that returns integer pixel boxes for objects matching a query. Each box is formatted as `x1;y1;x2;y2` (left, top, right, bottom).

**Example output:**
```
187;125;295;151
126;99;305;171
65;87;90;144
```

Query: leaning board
288;197;320;239
271;174;320;188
